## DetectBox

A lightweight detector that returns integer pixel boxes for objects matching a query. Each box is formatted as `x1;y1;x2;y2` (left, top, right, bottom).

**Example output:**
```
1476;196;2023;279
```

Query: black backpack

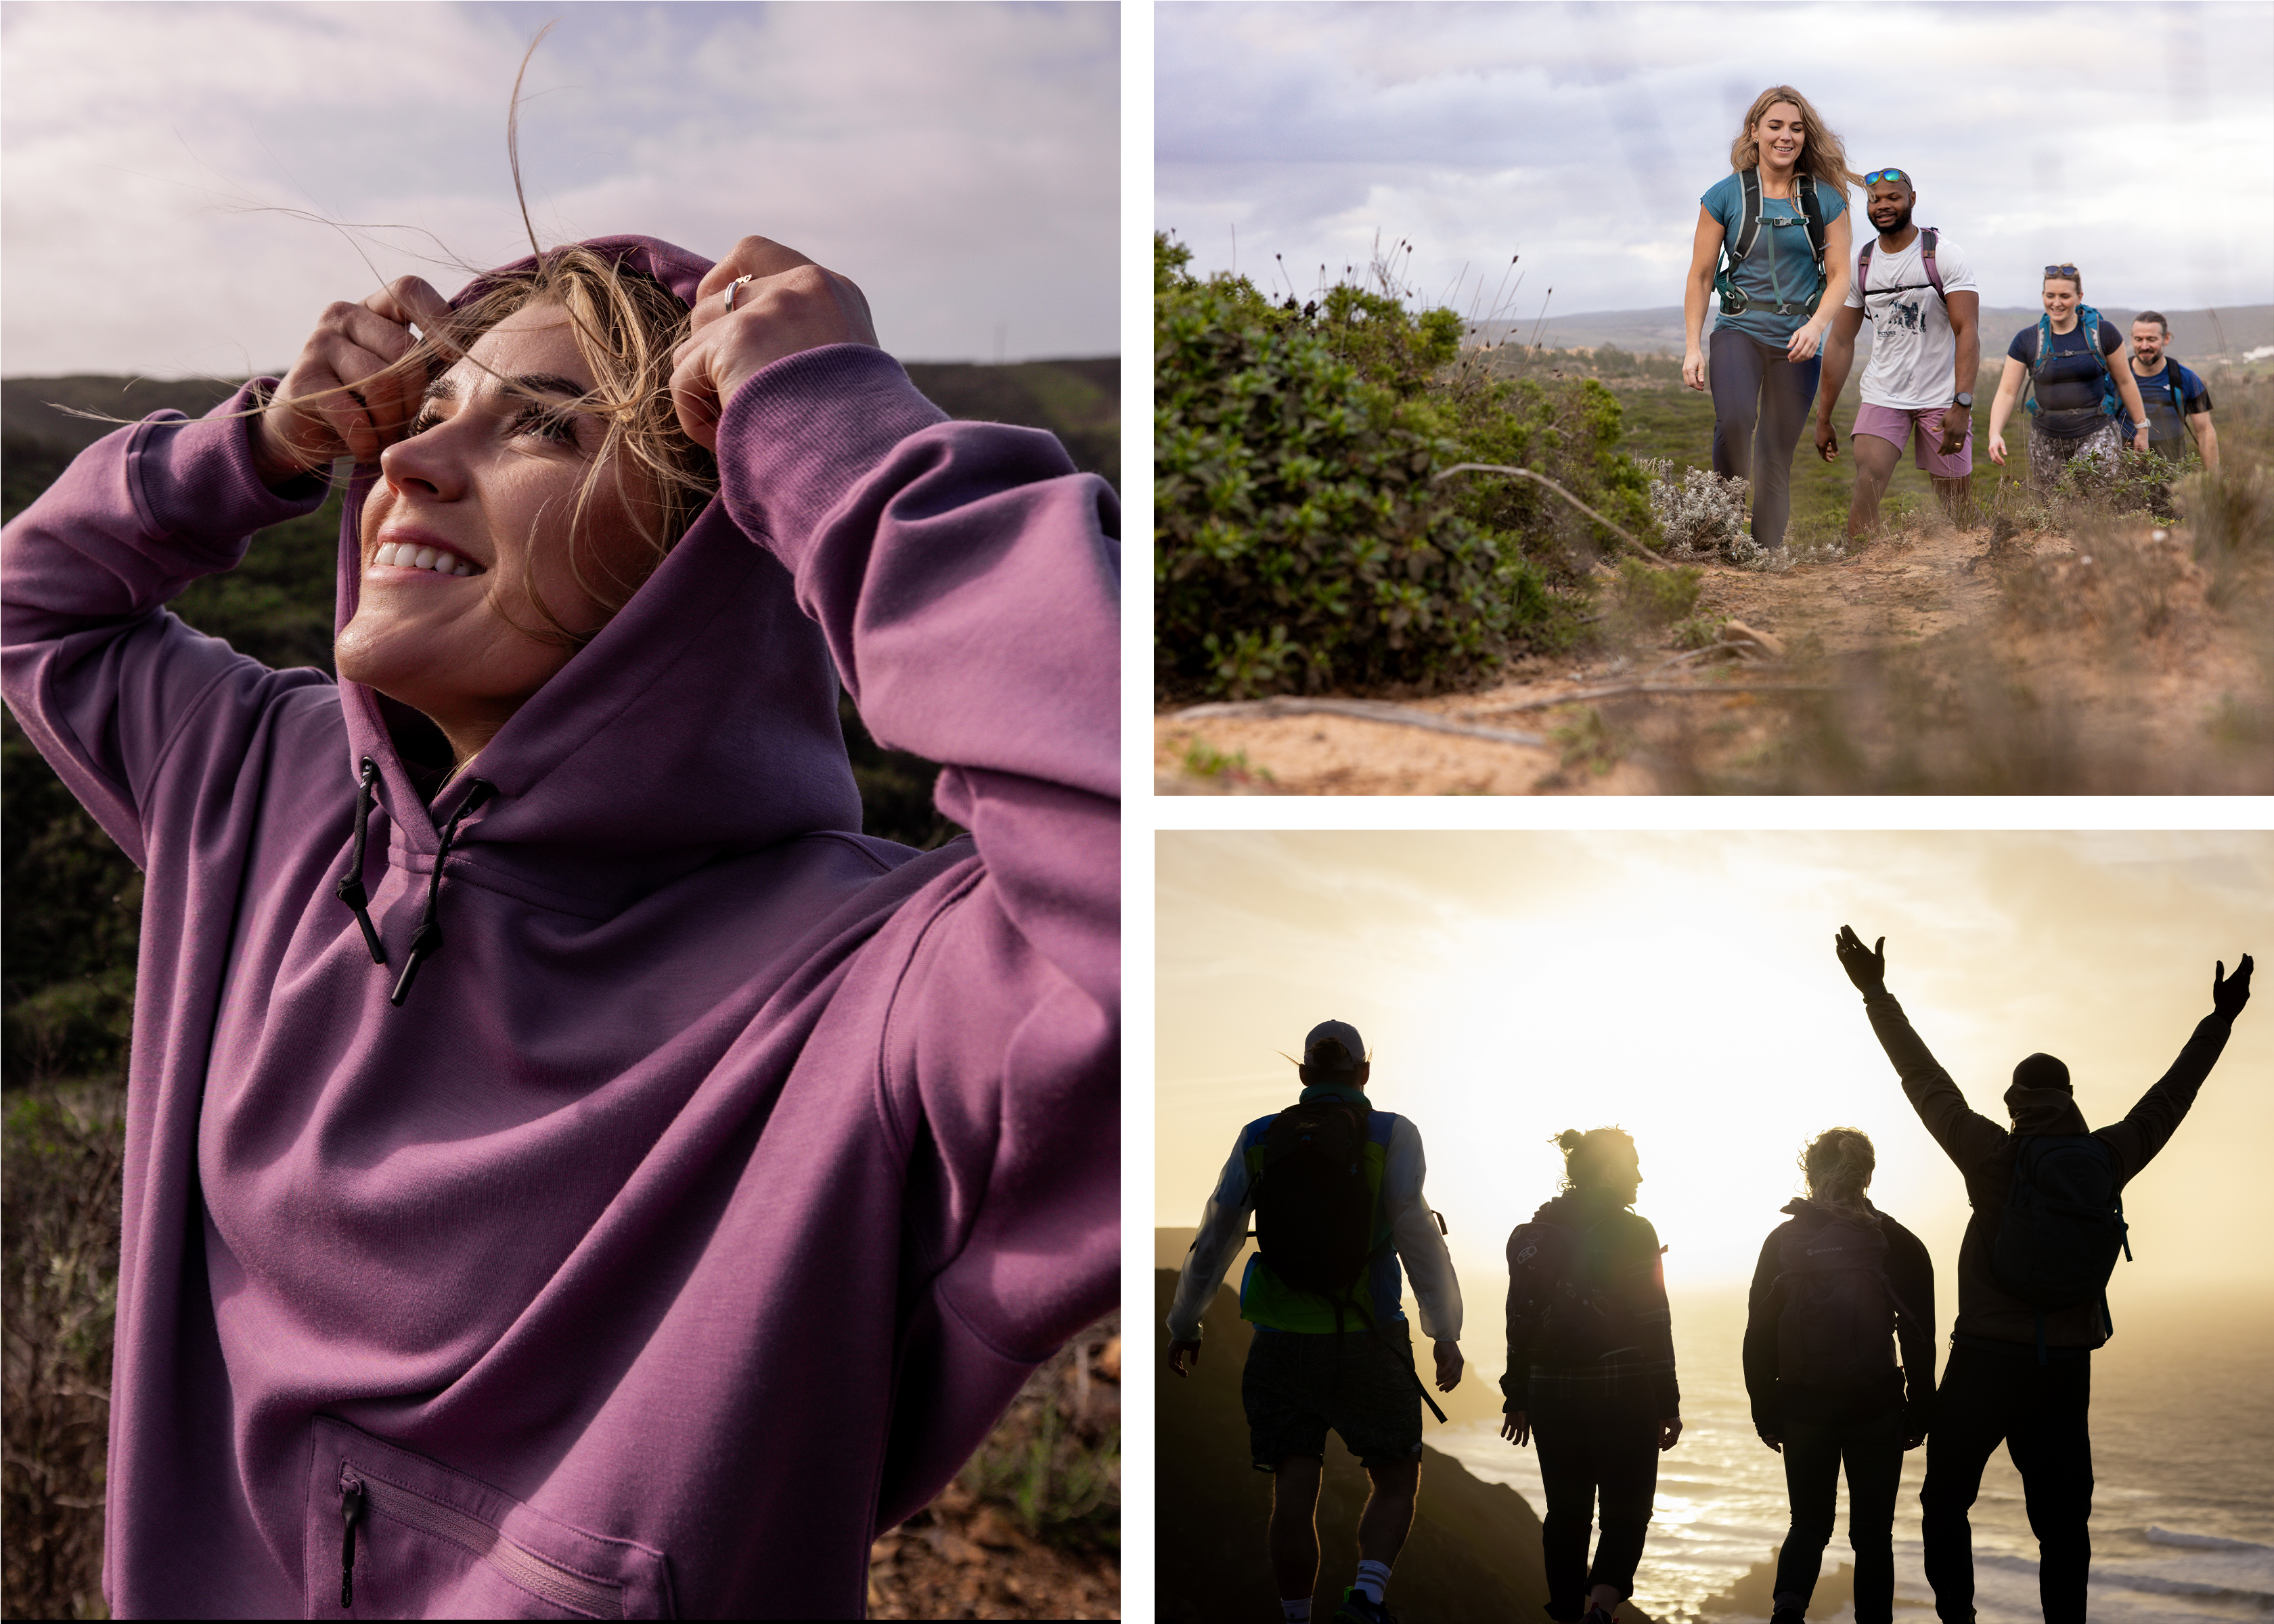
1992;1134;2132;1356
1253;1098;1376;1302
1507;1214;1627;1364
1770;1214;1917;1391
1714;166;1829;318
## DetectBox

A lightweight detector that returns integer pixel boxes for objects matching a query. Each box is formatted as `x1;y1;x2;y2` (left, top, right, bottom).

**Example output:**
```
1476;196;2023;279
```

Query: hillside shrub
1155;235;1650;700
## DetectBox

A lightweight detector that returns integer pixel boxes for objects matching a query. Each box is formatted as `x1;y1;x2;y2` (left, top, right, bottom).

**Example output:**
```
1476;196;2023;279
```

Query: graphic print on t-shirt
1842;231;1978;411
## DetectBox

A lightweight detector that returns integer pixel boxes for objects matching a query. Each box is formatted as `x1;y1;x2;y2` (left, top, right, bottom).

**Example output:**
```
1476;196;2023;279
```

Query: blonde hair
1729;85;1860;196
2044;265;2083;294
1555;1126;1638;1194
1802;1127;1876;1214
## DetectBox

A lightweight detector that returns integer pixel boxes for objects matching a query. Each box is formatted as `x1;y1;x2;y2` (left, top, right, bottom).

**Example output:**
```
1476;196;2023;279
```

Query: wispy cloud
3;1;1119;376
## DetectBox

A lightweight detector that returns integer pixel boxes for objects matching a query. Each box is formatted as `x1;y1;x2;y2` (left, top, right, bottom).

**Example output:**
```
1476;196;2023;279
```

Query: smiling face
1752;101;1806;170
1865;176;1914;236
335;302;663;763
2131;320;2167;367
2042;275;2081;326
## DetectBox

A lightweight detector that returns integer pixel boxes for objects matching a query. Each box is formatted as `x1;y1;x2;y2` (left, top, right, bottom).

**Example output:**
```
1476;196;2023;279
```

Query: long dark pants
1774;1406;1904;1623
1921;1343;2093;1623
1531;1384;1659;1621
1709;330;1823;550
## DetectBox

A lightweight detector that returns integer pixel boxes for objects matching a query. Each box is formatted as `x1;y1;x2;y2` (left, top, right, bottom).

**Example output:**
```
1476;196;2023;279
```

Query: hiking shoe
1333;1588;1397;1624
1770;1610;1805;1624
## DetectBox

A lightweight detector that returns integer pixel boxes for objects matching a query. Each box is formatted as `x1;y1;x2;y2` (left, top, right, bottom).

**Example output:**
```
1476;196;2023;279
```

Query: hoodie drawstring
389;779;496;1008
334;758;387;965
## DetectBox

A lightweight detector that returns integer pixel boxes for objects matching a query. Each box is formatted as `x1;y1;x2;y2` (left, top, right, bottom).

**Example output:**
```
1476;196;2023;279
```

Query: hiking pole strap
1373;1322;1449;1423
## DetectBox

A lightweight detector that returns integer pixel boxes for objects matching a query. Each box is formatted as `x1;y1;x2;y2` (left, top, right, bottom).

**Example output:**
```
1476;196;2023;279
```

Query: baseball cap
1302;1019;1366;1073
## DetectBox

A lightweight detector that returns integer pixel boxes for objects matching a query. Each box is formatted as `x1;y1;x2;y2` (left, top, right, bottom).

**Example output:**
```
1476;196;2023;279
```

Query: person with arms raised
1831;927;2251;1623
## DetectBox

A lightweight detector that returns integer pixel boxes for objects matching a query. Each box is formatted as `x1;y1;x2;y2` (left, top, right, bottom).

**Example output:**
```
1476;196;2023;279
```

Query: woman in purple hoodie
1;233;1118;1616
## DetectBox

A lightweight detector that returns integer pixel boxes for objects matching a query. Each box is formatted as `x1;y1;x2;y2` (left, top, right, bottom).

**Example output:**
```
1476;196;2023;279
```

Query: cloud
2;1;1119;376
1157;1;2274;318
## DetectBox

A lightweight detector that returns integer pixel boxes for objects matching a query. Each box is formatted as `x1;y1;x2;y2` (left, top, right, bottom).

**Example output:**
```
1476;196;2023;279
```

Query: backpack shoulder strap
1729;166;1764;263
1795;174;1827;273
1919;228;1946;304
1856;238;1875;299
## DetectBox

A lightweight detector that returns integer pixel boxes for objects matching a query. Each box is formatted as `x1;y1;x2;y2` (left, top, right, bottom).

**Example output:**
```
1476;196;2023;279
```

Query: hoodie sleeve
1500;1227;1544;1414
1863;989;2009;1177
1881;1215;1938;1437
1383;1116;1461;1343
1165;1134;1255;1343
711;347;1117;1370
1628;1215;1680;1421
2093;1009;2237;1186
1;388;334;867
1741;1228;1784;1436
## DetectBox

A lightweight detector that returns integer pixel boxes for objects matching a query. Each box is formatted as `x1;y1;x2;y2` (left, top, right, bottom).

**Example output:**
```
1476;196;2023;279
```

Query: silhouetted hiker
1501;1128;1682;1624
1744;1129;1936;1624
1167;1020;1465;1624
1834;926;2254;1624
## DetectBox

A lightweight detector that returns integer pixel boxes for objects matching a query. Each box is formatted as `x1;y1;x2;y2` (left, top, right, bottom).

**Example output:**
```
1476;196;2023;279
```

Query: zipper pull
340;1479;365;1608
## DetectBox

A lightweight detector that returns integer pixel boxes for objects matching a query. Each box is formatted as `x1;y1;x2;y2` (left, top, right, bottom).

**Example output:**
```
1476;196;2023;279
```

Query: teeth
373;541;476;575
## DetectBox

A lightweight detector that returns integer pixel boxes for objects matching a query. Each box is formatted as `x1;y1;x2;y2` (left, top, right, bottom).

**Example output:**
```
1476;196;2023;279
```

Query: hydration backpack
1506;1214;1629;1364
1854;227;1946;317
2022;305;2122;423
1991;1134;2133;1358
1714;166;1829;319
1770;1214;1918;1391
1253;1097;1378;1303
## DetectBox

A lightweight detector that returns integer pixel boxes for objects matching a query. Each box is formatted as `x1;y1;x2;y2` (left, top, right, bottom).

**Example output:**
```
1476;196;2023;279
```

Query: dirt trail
1155;518;2272;794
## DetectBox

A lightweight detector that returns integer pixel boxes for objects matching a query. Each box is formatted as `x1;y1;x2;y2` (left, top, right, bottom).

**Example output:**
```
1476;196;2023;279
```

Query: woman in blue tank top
1681;87;1857;553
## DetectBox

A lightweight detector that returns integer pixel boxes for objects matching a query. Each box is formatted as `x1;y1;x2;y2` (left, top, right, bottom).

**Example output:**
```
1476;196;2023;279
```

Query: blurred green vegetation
1154;233;1642;701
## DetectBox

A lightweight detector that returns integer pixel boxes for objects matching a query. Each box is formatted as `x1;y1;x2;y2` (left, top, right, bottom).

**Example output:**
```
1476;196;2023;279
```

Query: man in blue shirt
1167;1020;1465;1624
2127;314;2220;474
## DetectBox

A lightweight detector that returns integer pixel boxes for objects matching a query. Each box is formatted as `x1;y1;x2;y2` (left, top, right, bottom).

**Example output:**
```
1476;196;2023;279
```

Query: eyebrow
420;372;591;406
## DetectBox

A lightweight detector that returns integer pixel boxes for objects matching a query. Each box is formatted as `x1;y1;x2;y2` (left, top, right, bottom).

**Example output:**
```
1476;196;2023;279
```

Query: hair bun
1555;1129;1584;1152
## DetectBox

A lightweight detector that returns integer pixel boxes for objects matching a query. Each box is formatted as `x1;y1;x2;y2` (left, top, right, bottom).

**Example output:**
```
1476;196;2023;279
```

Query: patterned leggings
2026;420;2122;489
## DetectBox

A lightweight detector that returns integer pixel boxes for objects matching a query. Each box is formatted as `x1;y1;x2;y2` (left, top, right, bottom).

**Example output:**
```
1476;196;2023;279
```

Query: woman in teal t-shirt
1681;85;1856;552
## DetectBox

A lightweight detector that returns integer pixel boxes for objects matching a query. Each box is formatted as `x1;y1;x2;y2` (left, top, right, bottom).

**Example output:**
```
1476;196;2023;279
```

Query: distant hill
1469;304;2274;365
1157;1269;1652;1624
3;357;1119;493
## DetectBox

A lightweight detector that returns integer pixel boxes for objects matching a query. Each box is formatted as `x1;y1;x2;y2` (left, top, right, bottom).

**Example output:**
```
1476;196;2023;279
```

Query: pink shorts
1854;403;1974;478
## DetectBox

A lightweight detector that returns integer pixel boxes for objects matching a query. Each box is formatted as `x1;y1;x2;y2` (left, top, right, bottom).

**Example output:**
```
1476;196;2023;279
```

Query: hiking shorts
1854;403;1972;478
1242;1322;1424;1471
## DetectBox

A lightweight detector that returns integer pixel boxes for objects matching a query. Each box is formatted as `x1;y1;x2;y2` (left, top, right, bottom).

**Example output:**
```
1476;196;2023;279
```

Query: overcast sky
2;1;1118;378
1157;830;2273;1301
1157;1;2274;325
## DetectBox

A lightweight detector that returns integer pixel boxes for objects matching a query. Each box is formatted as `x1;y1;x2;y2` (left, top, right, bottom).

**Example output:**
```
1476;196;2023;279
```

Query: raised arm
2094;955;2252;1183
1835;926;2008;1173
677;239;1119;1378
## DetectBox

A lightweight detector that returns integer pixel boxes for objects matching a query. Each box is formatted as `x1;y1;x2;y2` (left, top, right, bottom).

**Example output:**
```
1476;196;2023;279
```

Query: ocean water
1434;1288;2274;1623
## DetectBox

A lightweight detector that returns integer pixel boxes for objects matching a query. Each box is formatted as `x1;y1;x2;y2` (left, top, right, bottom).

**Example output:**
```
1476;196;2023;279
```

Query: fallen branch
1463;680;1835;717
1432;462;1672;568
1167;696;1548;747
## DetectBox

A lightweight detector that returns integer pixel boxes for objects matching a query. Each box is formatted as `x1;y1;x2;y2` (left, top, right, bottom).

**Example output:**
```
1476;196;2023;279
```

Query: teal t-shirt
1701;172;1849;344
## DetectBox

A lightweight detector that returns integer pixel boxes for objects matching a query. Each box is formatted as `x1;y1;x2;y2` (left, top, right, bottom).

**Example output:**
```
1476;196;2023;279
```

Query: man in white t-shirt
1812;168;1982;538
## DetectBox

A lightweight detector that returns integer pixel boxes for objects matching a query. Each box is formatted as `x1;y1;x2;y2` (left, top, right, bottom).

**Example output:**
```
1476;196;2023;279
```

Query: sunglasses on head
2044;264;2080;278
1863;168;1909;185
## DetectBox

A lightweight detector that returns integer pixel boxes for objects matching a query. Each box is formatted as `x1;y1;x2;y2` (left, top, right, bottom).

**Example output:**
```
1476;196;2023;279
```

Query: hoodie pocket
307;1415;675;1619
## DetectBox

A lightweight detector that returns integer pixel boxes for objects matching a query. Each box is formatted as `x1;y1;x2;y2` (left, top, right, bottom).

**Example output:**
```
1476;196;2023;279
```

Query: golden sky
1156;830;2273;1309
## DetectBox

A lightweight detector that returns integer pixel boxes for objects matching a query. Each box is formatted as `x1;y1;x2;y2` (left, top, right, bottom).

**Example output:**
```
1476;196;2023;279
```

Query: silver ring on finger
723;274;758;314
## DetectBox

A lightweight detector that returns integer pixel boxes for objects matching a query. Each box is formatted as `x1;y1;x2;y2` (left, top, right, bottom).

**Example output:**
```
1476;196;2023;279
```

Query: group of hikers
1680;84;2223;551
1165;931;2254;1624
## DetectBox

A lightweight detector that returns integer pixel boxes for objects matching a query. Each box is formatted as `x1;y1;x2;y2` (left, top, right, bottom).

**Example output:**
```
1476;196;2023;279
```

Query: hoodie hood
1779;1195;1882;1228
2003;1082;2091;1135
1534;1187;1634;1226
334;235;861;917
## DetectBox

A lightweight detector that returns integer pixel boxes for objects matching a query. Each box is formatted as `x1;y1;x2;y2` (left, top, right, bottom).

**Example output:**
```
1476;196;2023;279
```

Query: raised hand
2214;954;2254;1020
668;236;877;452
1835;925;1887;993
254;275;453;484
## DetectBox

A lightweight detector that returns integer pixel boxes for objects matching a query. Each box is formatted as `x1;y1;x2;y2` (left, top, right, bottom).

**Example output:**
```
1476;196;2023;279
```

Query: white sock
1279;1600;1312;1621
1354;1559;1393;1604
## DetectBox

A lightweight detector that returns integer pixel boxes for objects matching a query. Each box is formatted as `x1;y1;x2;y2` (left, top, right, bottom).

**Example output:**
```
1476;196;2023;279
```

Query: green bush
1155;235;1644;700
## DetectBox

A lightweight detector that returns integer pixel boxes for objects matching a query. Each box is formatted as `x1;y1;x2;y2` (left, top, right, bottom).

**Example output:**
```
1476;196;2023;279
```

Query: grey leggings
1710;330;1823;549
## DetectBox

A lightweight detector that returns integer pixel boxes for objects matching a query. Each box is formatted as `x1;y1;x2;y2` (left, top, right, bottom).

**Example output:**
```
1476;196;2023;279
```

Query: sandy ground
1156;516;2273;795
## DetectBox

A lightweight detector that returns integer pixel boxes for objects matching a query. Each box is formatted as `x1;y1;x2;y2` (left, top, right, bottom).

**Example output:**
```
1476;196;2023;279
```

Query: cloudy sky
3;1;1118;378
1157;830;2274;1305
1157;1;2274;325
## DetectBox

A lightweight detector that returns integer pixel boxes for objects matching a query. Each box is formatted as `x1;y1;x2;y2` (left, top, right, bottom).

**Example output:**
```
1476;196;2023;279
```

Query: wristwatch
1951;392;1974;409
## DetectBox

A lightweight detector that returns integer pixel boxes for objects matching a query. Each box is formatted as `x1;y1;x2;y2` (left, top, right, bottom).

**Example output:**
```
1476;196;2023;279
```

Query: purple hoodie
0;237;1119;1617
